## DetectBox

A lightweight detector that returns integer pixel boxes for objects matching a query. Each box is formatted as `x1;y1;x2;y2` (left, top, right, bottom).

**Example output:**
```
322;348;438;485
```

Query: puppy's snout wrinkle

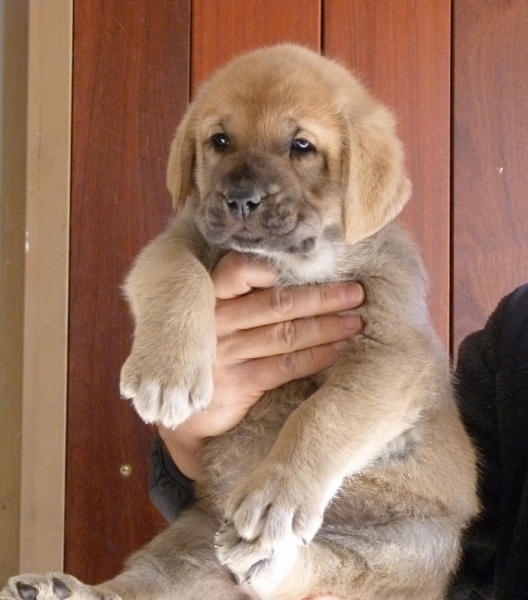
225;187;263;220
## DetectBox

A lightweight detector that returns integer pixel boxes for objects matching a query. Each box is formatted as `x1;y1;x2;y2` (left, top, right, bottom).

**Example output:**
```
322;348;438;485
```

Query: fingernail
342;314;362;331
345;282;364;305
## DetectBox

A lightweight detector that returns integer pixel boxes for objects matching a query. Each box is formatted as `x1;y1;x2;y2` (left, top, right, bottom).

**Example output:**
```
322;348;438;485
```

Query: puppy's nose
225;188;262;219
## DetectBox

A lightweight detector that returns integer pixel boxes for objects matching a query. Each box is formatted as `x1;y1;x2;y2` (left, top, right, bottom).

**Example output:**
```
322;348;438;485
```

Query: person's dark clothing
149;435;195;523
450;284;528;599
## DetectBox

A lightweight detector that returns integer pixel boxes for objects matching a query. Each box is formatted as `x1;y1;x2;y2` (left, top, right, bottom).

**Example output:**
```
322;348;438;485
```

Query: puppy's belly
198;378;317;514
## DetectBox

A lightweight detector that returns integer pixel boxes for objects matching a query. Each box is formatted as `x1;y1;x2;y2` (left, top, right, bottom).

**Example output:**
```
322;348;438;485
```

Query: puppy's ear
166;108;196;212
341;103;411;245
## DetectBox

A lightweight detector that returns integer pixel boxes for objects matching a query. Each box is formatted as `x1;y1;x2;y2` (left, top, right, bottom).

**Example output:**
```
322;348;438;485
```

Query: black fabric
499;284;528;369
149;435;195;522
450;284;528;599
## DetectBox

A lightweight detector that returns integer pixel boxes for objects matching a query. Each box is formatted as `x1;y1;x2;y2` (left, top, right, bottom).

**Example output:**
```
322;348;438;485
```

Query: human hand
159;251;364;479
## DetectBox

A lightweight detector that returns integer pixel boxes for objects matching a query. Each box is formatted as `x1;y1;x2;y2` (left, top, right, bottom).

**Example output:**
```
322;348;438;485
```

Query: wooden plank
68;0;190;583
191;0;321;92
19;0;72;573
453;0;528;349
325;0;452;347
0;0;28;582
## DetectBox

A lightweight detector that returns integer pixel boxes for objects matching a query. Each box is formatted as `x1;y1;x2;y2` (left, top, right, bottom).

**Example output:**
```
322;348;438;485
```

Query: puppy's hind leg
118;508;258;600
296;520;459;600
264;540;366;600
2;509;255;600
269;523;453;600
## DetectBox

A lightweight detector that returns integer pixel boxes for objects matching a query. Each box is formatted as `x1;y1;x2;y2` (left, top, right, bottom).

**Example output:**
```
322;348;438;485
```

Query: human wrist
158;424;207;481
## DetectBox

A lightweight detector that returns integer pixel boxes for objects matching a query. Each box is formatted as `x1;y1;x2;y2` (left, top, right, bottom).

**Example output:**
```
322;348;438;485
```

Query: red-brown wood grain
191;0;321;92
68;0;190;582
325;0;452;346
453;0;528;349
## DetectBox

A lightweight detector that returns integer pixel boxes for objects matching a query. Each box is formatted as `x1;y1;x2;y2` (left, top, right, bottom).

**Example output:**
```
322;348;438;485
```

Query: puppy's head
167;45;411;256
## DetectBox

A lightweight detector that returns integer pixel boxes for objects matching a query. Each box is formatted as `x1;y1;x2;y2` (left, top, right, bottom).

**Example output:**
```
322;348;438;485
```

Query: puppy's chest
273;237;360;286
277;244;347;284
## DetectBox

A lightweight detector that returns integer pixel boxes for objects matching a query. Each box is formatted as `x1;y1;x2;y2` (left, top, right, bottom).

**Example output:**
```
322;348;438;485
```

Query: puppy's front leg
120;215;217;428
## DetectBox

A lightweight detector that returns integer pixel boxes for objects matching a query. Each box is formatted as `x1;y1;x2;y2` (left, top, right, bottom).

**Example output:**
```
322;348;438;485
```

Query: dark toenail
51;579;71;600
16;583;38;600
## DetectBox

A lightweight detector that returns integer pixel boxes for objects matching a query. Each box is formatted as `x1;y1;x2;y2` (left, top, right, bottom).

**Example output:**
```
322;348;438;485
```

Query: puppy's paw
1;574;118;600
120;327;215;429
217;463;325;591
215;523;297;594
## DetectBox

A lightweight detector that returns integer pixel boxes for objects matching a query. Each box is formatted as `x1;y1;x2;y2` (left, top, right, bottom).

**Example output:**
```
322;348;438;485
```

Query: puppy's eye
210;133;230;151
290;137;316;155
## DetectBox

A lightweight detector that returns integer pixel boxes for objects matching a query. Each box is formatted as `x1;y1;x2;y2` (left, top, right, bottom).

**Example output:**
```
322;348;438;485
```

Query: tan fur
2;45;478;600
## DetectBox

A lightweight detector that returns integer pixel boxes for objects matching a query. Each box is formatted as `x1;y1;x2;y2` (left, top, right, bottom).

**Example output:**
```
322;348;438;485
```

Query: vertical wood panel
191;0;321;92
453;0;528;349
68;0;190;583
0;0;28;581
325;0;452;346
20;0;72;574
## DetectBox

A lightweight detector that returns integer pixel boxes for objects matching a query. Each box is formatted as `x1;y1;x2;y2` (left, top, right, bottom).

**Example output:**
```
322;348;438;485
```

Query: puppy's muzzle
224;187;263;220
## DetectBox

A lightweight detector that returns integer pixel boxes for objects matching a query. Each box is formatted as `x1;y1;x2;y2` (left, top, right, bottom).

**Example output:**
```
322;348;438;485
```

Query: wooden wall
453;0;528;348
67;1;188;581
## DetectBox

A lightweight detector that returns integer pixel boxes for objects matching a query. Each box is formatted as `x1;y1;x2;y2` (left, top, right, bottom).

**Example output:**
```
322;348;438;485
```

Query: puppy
3;45;478;600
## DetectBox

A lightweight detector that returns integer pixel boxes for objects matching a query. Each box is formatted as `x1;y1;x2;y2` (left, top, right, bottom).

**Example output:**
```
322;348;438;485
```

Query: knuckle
270;287;294;315
275;320;296;349
306;346;322;371
313;314;330;337
319;283;338;307
277;351;300;375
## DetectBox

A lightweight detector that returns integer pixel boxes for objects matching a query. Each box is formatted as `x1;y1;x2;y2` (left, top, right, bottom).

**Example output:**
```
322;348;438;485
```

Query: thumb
212;251;278;300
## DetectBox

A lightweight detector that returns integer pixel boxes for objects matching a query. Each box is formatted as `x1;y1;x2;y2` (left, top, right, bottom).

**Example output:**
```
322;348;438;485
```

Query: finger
216;281;364;336
304;596;344;600
234;341;349;394
212;252;278;299
219;313;363;360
